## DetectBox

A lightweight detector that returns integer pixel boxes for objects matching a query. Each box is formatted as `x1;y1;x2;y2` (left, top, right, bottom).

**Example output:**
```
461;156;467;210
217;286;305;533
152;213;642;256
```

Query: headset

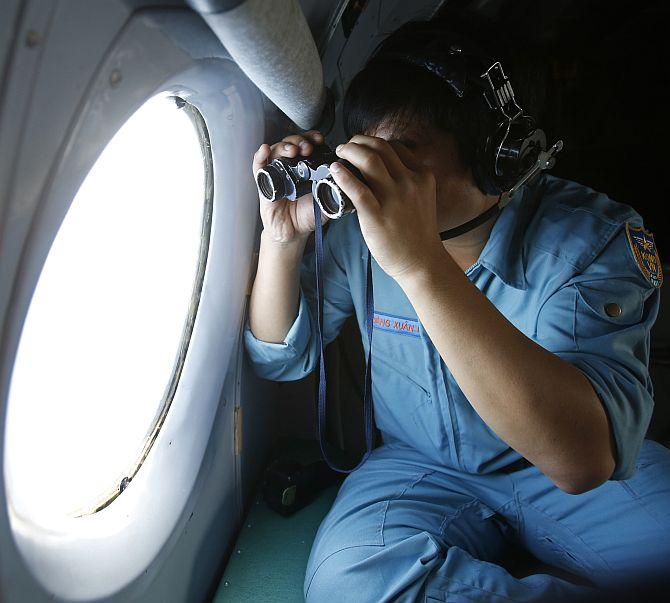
367;22;562;205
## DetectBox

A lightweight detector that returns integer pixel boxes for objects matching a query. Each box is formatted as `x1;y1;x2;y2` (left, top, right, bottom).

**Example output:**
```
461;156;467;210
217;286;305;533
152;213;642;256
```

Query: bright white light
4;94;207;525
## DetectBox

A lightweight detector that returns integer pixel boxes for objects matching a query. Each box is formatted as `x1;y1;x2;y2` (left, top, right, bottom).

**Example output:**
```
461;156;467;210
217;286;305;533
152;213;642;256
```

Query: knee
304;545;386;603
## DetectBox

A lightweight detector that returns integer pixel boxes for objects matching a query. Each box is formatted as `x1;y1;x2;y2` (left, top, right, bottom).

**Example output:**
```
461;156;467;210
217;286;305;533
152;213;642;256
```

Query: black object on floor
262;458;343;517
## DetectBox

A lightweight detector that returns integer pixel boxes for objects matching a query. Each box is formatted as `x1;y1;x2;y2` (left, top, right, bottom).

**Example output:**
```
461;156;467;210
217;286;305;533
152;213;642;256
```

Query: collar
474;177;546;290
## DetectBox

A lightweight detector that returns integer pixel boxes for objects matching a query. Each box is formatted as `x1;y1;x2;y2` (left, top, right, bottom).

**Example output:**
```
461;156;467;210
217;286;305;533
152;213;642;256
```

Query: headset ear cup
472;150;499;196
473;122;507;196
485;117;546;193
515;122;547;178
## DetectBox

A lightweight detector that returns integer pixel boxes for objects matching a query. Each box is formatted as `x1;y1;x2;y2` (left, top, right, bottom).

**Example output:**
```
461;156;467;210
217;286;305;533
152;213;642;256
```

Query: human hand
252;130;329;244
330;135;444;280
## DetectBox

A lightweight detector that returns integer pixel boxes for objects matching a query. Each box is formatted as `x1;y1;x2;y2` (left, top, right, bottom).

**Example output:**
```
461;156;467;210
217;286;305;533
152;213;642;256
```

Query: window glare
4;94;207;524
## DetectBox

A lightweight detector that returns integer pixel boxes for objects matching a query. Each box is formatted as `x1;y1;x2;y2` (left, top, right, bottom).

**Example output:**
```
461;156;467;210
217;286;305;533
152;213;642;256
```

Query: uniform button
604;302;622;317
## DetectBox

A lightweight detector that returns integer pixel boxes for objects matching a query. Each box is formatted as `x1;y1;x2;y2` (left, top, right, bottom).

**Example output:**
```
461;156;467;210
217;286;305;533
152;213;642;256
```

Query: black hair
343;56;491;180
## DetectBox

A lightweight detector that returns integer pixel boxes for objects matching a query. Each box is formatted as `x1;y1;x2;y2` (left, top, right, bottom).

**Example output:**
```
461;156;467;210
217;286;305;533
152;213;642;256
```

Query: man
244;21;670;603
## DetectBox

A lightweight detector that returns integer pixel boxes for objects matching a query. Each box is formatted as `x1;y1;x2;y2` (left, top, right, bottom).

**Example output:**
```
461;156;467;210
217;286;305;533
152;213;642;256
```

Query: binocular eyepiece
256;144;357;220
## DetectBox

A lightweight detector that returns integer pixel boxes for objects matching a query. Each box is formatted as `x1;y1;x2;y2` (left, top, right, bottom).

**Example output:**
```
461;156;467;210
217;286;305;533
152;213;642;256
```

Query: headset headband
366;23;562;196
374;45;521;134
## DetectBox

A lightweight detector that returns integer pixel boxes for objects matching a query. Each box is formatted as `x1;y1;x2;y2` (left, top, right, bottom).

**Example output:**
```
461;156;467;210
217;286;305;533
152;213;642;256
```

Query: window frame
1;9;264;600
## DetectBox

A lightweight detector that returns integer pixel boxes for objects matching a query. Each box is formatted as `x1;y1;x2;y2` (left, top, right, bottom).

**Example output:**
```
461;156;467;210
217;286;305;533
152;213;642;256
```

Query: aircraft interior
1;0;669;602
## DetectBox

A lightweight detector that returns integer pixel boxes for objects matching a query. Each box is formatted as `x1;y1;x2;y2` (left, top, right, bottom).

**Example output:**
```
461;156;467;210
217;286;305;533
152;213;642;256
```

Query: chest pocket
371;352;435;444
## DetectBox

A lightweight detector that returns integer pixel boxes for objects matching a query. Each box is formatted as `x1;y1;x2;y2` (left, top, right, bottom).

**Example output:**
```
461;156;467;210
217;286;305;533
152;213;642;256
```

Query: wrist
260;228;309;261
395;244;453;293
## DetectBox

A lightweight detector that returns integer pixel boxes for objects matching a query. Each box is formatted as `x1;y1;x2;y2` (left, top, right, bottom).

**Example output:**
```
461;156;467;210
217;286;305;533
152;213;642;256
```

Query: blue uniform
244;174;670;601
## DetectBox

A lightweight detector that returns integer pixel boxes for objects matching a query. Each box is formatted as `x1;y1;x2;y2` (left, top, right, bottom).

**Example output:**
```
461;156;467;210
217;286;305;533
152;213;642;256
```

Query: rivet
109;69;122;88
237;549;242;554
224;581;230;587
604;302;622;318
25;30;40;48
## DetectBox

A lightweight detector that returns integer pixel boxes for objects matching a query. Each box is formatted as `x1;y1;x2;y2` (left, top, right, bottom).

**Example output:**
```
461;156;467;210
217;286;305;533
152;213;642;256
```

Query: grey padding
197;0;326;130
186;0;246;14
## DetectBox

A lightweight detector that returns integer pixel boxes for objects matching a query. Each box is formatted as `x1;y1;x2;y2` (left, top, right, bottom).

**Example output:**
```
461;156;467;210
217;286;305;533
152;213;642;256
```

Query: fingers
387;140;424;174
334;141;393;192
347;135;410;178
389;141;436;192
253;130;325;178
269;130;325;160
329;161;380;218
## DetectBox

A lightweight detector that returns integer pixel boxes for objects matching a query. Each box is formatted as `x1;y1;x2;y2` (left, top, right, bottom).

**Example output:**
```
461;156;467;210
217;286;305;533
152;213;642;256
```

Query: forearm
248;229;309;343
397;247;615;492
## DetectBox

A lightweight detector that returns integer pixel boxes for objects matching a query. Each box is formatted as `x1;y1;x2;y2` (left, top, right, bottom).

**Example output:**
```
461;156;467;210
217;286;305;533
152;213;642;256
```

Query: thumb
252;143;271;176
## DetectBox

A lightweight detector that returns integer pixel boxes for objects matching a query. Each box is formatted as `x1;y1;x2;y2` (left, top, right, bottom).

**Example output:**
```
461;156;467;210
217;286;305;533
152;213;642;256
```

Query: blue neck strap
310;193;506;471
313;199;375;473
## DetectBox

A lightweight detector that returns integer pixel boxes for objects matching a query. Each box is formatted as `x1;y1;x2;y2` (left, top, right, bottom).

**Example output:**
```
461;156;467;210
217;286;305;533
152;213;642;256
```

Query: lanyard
313;199;375;473
439;193;505;241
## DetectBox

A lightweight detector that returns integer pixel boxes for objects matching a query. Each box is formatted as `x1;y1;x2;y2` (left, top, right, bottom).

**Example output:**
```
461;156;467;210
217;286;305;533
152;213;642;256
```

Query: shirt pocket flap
574;280;643;326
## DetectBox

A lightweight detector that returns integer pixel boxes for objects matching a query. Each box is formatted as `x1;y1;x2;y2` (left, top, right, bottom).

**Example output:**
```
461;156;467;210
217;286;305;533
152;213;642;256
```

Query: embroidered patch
626;223;663;288
373;311;422;338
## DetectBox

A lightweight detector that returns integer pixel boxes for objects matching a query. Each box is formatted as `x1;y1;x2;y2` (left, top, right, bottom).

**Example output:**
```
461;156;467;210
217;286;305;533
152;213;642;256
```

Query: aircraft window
3;93;212;525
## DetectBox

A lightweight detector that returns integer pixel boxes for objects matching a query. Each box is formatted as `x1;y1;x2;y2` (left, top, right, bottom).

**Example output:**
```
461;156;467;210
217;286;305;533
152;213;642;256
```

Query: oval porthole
3;93;213;527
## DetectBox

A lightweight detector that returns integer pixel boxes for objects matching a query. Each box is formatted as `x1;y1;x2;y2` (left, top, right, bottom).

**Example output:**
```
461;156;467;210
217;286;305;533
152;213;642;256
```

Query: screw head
109;69;122;88
25;30;40;48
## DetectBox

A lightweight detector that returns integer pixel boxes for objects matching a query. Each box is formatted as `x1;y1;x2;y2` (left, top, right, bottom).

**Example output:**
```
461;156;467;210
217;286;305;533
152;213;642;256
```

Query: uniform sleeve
535;226;661;480
243;224;355;381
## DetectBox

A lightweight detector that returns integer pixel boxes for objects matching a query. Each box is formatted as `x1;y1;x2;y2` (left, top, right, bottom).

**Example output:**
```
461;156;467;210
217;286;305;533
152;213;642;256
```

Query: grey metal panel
319;0;447;145
0;2;134;599
298;0;347;51
0;0;131;334
0;3;268;602
0;0;24;102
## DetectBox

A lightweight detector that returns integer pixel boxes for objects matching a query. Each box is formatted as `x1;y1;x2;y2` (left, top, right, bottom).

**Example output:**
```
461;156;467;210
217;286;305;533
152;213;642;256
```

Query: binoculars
255;144;358;220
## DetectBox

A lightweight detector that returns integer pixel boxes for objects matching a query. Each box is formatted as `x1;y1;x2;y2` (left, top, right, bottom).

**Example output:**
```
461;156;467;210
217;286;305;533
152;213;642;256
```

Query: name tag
373;311;422;338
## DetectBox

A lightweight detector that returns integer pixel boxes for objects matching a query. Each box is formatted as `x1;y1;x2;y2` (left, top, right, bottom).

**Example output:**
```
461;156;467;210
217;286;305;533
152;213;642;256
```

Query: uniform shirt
244;174;661;481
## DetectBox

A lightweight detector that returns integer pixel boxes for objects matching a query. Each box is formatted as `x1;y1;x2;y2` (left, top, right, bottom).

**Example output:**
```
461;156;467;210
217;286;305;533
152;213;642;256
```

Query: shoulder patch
625;223;663;288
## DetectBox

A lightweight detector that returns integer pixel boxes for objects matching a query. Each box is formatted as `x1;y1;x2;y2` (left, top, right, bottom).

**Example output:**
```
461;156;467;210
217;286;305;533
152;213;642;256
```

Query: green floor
213;442;341;602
